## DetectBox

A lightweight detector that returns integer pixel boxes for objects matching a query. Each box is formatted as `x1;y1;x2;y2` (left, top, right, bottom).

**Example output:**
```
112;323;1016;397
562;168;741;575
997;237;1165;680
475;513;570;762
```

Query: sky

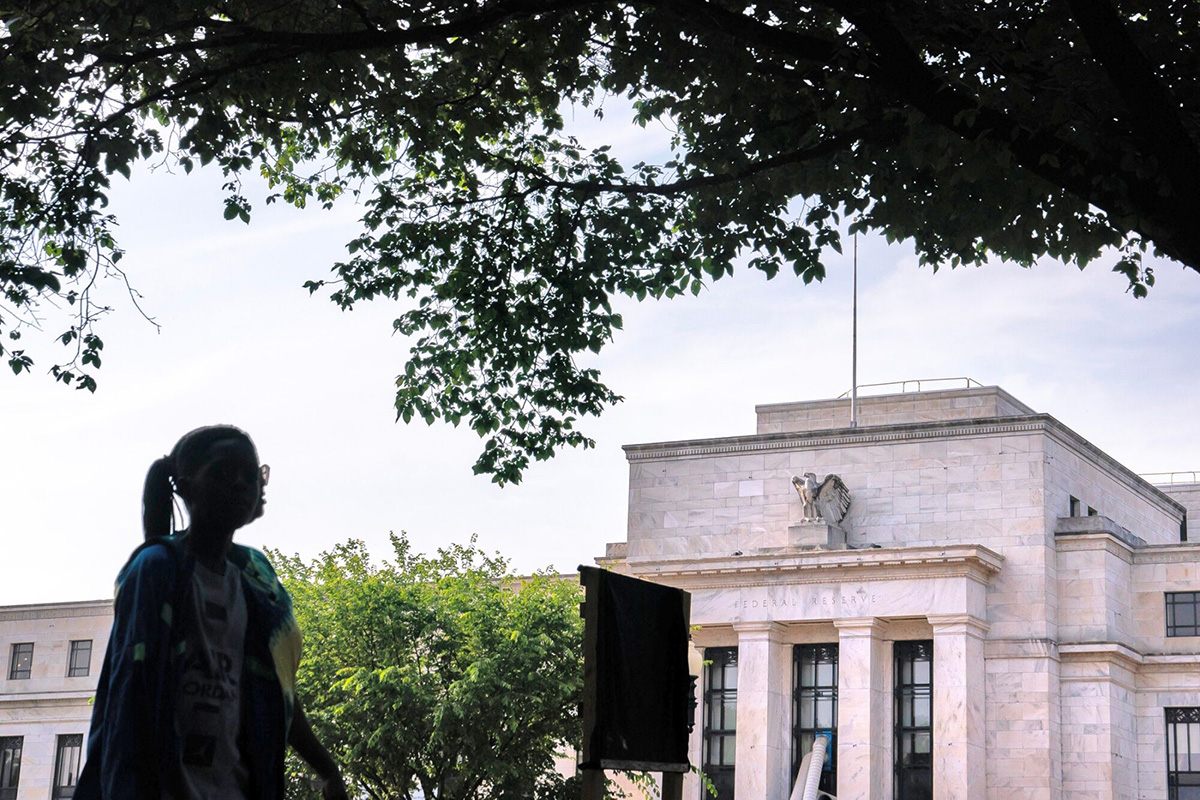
2;111;1200;605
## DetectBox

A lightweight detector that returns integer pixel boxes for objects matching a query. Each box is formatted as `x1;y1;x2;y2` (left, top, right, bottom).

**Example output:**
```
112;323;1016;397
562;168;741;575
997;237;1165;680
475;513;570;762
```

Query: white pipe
790;754;813;800
792;734;830;800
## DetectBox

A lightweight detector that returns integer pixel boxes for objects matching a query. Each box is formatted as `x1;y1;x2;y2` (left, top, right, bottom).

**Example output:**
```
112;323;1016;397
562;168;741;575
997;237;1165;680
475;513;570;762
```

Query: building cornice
731;620;788;638
623;416;1045;461
0;599;112;621
623;413;1185;519
833;617;891;636
1054;531;1200;567
625;544;1003;590
0;689;95;707
1141;653;1200;672
927;613;991;638
1055;531;1138;563
1059;641;1144;671
984;638;1059;660
1132;542;1200;564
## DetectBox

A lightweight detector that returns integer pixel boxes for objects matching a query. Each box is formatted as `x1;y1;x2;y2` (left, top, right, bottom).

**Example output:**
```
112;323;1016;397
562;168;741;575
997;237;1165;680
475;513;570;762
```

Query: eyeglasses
260;464;270;486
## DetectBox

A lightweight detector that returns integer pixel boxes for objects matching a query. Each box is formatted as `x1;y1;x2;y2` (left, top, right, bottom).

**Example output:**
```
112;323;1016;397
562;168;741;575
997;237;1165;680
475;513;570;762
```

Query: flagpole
851;229;858;428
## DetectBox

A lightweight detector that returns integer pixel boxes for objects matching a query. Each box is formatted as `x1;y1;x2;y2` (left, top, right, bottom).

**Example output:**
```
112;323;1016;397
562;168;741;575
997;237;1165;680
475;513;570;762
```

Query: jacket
75;535;302;800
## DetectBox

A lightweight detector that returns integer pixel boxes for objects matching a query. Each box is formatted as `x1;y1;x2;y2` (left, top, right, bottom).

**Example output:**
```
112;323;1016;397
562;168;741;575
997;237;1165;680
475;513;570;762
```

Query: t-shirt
172;560;251;800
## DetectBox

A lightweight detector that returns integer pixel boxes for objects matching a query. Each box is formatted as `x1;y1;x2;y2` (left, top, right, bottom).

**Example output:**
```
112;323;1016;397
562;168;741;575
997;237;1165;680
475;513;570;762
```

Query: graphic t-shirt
173;560;251;799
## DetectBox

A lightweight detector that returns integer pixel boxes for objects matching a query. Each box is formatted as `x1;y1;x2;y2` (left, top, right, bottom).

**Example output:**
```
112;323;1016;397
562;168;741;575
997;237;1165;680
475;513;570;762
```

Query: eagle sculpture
791;473;852;525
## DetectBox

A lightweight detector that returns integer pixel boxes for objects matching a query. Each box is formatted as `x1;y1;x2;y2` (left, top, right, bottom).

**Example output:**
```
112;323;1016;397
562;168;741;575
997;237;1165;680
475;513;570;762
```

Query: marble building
597;386;1200;800
0;600;111;799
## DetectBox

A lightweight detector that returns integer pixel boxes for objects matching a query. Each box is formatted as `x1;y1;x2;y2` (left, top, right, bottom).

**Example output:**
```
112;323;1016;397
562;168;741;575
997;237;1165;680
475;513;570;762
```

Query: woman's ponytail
142;456;176;541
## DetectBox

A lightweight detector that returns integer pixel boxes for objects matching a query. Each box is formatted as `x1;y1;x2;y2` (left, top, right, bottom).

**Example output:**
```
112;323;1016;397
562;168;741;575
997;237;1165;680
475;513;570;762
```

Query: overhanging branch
525;120;903;196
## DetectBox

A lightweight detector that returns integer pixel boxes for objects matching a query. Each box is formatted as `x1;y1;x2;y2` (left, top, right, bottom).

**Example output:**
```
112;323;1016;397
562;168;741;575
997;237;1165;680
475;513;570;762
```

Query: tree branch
525;120;903;196
1063;0;1200;191
653;0;844;66
84;0;603;66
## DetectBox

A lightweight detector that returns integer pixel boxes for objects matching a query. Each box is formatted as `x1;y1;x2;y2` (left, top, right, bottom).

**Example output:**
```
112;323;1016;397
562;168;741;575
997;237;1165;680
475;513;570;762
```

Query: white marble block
788;521;847;549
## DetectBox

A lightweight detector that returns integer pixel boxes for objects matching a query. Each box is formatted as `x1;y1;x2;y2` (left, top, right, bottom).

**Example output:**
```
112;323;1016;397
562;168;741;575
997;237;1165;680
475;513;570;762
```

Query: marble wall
1059;650;1138;799
983;639;1062;800
1043;435;1183;547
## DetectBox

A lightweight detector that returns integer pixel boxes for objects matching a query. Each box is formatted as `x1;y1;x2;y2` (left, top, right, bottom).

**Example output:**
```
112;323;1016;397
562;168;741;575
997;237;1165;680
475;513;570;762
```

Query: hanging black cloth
579;566;692;770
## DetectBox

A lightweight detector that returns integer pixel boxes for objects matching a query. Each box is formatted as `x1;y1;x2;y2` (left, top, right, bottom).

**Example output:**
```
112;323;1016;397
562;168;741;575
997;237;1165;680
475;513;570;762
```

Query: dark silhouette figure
77;426;348;799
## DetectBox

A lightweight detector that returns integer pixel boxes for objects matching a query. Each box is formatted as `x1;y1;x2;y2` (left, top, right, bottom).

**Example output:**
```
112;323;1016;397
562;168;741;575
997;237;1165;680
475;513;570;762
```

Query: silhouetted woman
76;426;347;800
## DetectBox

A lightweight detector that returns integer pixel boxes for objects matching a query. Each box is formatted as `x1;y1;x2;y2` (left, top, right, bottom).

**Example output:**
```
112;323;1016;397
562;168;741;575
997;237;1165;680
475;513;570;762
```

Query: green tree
3;0;1197;480
270;534;583;800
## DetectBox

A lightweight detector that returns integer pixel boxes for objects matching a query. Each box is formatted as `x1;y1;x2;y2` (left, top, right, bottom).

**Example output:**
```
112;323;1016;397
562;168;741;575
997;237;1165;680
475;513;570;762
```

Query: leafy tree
3;0;1198;481
270;534;583;800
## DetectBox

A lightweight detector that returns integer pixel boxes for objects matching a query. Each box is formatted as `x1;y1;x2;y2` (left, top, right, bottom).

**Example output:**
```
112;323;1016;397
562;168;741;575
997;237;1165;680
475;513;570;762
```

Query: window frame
52;734;83;800
792;643;838;796
7;643;33;681
0;736;22;800
1167;593;1200;638
67;640;92;678
702;647;738;800
1166;707;1200;799
894;640;934;800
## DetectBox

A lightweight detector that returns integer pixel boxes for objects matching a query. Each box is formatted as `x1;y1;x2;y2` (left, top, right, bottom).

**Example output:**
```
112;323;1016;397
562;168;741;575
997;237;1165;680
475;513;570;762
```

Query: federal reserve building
596;385;1200;800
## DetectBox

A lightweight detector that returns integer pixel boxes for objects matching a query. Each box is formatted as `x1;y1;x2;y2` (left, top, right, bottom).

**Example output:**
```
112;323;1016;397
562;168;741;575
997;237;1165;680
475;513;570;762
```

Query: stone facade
0;600;111;799
602;387;1199;800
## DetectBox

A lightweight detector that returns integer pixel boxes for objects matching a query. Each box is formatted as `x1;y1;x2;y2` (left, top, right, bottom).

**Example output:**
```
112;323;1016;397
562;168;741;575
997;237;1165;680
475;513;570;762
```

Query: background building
599;385;1200;800
0;601;110;800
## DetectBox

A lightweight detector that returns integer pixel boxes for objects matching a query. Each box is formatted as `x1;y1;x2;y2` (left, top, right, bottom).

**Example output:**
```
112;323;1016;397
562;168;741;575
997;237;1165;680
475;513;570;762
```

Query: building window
0;737;21;800
67;640;92;678
894;641;933;800
52;734;82;799
7;643;32;680
702;647;737;800
1167;707;1200;799
1167;594;1200;638
792;644;838;796
1069;495;1081;516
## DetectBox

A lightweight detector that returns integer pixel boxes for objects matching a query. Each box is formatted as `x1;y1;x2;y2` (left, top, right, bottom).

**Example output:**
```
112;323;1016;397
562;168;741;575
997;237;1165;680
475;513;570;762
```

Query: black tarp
579;566;691;770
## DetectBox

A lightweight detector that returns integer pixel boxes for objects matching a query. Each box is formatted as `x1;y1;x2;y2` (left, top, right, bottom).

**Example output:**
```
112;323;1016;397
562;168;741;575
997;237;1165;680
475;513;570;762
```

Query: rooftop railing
1141;471;1200;486
837;377;983;399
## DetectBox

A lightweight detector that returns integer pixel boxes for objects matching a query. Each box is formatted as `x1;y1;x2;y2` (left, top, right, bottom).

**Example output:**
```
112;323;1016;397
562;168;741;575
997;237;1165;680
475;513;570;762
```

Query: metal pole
851;229;858;428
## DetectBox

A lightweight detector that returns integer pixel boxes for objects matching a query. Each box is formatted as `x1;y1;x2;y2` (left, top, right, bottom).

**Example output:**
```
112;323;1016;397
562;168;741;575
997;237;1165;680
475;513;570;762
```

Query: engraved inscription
732;588;878;612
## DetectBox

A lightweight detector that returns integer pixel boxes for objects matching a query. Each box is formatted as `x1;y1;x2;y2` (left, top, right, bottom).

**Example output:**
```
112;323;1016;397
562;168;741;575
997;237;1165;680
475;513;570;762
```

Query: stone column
733;621;791;800
834;617;891;800
928;614;989;800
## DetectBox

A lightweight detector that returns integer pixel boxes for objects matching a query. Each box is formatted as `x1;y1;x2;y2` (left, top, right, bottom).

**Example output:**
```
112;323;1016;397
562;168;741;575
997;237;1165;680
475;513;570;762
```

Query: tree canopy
3;0;1198;482
271;534;583;800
